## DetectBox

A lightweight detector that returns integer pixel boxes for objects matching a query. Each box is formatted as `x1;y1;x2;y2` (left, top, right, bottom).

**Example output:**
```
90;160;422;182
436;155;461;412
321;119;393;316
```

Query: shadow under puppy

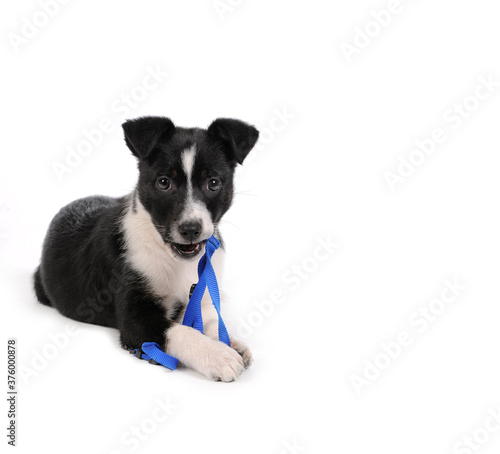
34;116;259;381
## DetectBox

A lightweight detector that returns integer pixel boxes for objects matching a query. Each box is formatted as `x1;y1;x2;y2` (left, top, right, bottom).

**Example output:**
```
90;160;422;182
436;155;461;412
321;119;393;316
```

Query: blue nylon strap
136;235;230;370
141;342;179;370
182;235;230;346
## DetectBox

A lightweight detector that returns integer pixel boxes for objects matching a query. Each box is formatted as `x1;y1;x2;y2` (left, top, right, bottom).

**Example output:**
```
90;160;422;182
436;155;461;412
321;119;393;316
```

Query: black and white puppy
34;116;259;381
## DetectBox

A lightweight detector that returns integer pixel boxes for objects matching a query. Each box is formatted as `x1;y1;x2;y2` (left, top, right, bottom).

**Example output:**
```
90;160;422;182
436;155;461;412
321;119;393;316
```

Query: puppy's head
123;116;259;260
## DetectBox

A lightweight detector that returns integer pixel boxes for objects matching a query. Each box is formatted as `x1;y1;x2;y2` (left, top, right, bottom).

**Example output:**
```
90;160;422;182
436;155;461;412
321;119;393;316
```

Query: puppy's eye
156;177;171;191
207;178;221;192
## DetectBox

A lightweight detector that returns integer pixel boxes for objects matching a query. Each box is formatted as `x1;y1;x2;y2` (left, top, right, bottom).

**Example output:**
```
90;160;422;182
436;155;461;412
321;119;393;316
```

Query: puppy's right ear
122;116;176;160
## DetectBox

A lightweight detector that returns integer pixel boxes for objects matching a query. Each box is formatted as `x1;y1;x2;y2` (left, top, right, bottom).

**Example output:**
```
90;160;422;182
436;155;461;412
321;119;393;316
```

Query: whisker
219;219;242;231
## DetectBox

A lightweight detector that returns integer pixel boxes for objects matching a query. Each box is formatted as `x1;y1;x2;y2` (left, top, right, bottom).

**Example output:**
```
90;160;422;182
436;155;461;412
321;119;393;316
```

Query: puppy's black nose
178;221;202;242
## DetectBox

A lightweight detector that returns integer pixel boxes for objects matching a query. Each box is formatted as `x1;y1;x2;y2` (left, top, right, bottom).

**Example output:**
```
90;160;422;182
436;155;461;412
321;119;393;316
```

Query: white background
2;1;500;453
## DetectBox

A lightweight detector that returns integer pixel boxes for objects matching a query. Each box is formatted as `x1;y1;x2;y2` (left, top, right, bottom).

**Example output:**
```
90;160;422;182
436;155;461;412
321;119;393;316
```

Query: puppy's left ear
208;118;259;165
123;116;176;160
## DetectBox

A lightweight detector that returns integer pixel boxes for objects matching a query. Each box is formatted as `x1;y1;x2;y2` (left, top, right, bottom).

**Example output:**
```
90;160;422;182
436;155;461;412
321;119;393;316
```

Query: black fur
34;116;259;353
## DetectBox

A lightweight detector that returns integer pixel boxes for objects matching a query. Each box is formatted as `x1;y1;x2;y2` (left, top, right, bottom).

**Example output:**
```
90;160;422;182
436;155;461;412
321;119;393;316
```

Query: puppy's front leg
118;288;172;351
200;297;253;369
199;294;220;341
165;324;244;382
118;289;244;381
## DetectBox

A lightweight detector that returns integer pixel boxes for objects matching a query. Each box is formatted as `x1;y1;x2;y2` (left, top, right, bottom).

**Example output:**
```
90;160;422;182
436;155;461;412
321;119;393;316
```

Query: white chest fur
121;196;225;311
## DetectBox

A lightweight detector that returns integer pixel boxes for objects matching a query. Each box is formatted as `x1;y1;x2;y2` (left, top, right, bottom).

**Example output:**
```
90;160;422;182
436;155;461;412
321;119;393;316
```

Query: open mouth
170;241;204;258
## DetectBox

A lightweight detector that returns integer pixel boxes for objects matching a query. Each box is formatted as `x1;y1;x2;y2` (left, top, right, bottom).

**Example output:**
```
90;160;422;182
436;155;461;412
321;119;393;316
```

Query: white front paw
165;325;245;382
230;338;253;369
200;341;245;382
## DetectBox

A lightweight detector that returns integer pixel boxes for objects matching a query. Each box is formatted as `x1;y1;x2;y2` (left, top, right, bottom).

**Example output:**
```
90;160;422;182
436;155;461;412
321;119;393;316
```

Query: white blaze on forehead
177;144;213;241
181;145;197;190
